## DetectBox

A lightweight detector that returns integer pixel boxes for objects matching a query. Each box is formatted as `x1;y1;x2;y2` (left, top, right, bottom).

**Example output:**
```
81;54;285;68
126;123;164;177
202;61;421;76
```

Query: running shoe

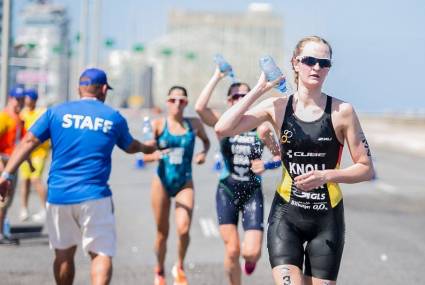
171;264;188;285
154;272;166;285
19;208;29;221
32;210;46;222
243;261;256;275
0;235;19;246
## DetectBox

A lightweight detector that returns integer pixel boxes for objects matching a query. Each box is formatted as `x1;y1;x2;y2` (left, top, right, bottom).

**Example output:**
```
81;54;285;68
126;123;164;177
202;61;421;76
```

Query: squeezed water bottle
214;54;235;81
213;151;223;172
142;116;154;141
259;55;287;92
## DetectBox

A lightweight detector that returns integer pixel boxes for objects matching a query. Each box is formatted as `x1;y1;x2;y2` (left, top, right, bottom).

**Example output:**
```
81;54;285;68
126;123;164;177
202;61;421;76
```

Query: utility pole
79;0;89;72
1;0;11;107
90;0;102;67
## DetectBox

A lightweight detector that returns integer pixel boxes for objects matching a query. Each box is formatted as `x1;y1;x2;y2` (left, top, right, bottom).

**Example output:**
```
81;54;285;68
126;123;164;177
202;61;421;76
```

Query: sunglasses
167;98;188;105
297;56;332;68
229;93;246;101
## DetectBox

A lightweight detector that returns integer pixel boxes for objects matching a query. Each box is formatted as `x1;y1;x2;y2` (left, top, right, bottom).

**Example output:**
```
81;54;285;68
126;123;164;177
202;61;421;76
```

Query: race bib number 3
169;147;184;165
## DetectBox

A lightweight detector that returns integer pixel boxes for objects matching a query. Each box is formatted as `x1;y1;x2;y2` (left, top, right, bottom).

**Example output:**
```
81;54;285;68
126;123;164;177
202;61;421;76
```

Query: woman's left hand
294;170;328;191
194;152;206;165
251;159;265;174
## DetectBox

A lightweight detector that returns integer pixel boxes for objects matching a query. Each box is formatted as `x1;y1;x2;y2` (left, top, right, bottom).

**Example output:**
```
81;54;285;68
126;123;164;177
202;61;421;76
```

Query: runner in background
0;86;27;245
195;67;281;285
143;86;210;285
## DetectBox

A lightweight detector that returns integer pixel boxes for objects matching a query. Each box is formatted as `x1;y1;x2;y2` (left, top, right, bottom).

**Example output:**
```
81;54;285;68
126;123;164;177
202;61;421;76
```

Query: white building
14;1;69;105
146;3;284;108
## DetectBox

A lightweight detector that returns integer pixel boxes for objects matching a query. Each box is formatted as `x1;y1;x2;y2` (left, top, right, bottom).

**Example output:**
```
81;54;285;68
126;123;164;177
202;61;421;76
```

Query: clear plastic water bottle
259;55;287;93
214;54;235;81
142;116;154;141
213;151;223;172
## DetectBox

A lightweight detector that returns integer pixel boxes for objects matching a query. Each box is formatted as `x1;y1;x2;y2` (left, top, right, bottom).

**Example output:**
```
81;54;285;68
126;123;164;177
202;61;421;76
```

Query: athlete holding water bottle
143;86;210;285
195;57;281;285
215;36;375;285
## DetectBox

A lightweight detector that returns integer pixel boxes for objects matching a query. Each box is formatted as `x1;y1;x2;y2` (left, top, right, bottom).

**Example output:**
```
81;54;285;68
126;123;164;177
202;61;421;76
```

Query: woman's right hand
213;66;226;80
254;72;285;96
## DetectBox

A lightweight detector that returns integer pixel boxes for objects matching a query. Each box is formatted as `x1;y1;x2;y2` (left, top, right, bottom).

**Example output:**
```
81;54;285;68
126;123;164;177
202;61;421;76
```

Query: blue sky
14;0;425;112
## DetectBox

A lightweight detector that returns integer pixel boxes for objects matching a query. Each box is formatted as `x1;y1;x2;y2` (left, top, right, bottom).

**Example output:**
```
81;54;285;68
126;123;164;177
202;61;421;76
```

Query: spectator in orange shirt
0;86;26;245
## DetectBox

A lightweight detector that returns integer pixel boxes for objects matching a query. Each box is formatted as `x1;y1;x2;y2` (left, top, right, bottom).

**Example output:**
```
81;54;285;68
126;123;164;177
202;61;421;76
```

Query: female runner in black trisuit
215;36;375;285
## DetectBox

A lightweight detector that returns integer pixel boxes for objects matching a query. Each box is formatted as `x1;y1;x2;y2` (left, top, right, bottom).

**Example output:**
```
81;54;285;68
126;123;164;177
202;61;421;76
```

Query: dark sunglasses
297;56;332;68
167;98;188;105
229;93;246;101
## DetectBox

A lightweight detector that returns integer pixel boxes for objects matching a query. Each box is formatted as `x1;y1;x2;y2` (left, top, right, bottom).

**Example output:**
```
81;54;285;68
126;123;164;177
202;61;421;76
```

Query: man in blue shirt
0;68;156;285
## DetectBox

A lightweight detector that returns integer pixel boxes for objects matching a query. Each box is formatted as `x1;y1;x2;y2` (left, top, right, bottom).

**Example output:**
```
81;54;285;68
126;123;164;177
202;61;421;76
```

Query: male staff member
0;68;156;285
0;86;26;245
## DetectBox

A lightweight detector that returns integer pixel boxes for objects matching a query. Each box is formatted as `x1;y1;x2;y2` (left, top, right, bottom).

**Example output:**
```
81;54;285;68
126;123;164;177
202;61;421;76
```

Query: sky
13;0;425;112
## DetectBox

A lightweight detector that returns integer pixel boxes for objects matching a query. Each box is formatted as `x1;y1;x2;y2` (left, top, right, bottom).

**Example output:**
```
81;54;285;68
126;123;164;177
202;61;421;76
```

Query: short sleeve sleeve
115;112;134;150
29;109;51;142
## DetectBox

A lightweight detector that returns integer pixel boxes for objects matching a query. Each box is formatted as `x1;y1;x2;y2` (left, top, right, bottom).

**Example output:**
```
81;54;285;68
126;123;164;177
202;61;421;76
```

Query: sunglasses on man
297;56;332;69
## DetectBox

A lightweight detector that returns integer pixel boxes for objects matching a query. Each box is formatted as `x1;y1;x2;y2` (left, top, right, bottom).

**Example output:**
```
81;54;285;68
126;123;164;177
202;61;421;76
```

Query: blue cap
79;68;113;90
9;85;25;99
25;88;38;100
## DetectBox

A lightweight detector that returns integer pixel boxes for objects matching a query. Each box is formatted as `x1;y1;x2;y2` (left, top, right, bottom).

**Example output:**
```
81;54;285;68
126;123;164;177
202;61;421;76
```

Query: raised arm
195;67;224;127
191;118;210;164
140;118;163;162
124;139;156;154
294;103;375;190
215;72;283;139
251;122;282;174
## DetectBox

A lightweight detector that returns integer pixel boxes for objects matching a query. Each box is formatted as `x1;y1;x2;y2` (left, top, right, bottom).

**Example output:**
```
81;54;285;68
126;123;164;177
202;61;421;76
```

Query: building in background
13;0;69;106
0;0;3;37
145;3;284;108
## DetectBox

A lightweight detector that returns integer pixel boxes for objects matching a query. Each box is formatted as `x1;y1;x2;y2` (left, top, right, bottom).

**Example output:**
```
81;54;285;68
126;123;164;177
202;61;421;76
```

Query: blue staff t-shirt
30;99;134;204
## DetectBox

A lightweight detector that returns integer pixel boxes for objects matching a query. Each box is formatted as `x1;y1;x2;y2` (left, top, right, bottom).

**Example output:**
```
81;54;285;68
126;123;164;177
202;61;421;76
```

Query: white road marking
199;217;219;238
375;181;397;193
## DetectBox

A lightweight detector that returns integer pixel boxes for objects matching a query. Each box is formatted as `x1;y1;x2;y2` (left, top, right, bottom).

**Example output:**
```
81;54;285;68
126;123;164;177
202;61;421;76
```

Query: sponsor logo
231;144;251;156
318;137;333;141
289;162;326;175
290;200;328;211
292;190;326;200
285;150;326;159
232;166;250;181
280;130;293;144
233;154;250;166
229;135;255;144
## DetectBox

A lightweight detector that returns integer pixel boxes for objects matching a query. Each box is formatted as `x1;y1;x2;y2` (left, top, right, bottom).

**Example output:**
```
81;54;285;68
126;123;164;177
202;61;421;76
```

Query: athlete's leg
31;177;47;208
151;176;171;274
219;224;241;285
272;265;304;285
241;188;264;265
241;230;262;263
20;178;31;211
89;252;112;285
53;246;77;285
174;181;194;268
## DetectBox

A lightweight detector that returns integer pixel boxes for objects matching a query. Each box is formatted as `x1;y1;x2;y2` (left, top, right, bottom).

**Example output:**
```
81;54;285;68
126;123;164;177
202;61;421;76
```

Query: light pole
1;0;11;107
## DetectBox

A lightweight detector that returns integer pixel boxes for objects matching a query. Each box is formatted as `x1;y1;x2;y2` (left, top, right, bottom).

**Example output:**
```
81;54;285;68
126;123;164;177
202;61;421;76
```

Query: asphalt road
1;119;424;285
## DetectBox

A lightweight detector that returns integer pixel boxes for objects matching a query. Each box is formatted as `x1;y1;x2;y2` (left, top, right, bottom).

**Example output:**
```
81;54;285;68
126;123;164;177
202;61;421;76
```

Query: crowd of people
0;36;374;285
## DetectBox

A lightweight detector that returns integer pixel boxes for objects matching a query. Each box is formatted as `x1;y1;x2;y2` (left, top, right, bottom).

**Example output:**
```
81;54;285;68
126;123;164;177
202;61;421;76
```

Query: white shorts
46;197;116;257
